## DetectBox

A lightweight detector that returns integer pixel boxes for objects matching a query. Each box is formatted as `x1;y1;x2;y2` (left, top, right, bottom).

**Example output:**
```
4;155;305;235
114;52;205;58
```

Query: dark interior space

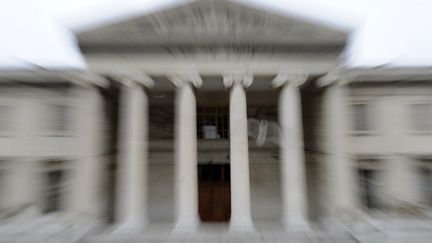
198;164;231;222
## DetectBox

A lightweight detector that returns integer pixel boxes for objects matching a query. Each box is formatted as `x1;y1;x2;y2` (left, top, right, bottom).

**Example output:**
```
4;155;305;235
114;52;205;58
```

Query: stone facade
1;0;432;242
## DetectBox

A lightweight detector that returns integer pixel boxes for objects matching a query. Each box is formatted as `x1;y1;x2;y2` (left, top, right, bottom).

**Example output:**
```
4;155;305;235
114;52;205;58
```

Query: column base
173;216;200;233
283;216;311;232
113;218;148;234
229;216;254;232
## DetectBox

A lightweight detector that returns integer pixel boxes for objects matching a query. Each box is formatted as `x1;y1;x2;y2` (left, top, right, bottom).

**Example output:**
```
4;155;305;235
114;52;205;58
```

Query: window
0;160;5;210
45;104;70;134
42;160;66;213
351;103;371;132
357;158;383;210
418;159;432;207
410;103;432;131
358;169;381;210
197;107;229;139
0;105;11;133
44;170;63;213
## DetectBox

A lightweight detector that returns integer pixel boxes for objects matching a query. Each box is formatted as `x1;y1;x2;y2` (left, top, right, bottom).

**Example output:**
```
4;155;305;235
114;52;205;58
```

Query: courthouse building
1;0;432;242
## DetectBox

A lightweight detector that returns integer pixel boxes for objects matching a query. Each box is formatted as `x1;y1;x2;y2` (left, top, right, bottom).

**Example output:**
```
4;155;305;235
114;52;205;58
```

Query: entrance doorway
198;164;230;222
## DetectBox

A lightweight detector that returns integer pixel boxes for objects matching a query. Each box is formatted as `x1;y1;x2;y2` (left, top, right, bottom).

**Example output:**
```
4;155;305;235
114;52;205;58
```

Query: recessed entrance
198;164;231;222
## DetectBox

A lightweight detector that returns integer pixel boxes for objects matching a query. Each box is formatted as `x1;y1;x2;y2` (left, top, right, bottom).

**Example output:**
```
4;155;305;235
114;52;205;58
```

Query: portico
108;71;313;232
74;0;356;234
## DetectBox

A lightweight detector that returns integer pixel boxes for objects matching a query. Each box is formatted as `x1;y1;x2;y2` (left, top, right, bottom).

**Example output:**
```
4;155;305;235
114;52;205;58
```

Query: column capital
168;73;202;88
109;71;155;88
223;73;253;88
271;73;308;88
62;71;109;88
317;71;354;87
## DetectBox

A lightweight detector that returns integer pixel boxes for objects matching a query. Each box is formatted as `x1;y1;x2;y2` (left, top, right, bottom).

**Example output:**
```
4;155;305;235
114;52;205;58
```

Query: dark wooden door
198;164;231;222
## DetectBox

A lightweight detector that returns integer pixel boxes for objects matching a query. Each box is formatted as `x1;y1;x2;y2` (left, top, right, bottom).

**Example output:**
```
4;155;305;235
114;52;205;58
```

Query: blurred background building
0;0;431;242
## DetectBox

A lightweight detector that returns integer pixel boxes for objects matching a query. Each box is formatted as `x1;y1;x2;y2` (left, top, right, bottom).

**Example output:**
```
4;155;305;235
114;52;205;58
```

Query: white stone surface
173;82;200;232
67;86;104;219
278;82;309;230
321;84;359;219
228;80;254;232
115;82;149;231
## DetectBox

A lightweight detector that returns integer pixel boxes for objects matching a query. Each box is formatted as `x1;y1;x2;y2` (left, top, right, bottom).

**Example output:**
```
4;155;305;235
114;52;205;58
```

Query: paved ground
0;213;99;243
1;216;432;243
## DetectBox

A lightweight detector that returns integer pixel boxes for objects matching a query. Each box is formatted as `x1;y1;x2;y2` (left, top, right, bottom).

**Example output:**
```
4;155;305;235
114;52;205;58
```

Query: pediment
78;0;347;49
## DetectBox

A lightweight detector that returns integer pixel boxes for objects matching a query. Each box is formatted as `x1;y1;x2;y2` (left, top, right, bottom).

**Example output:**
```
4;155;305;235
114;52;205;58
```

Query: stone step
84;233;358;243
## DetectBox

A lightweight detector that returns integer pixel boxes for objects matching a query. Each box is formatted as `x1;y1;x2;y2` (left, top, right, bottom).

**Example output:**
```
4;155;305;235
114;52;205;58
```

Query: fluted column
170;74;202;232
224;74;254;232
115;76;154;232
273;74;309;230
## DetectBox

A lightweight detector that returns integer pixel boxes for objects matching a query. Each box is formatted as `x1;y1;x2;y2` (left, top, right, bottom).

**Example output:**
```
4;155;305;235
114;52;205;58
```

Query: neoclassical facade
1;0;432;242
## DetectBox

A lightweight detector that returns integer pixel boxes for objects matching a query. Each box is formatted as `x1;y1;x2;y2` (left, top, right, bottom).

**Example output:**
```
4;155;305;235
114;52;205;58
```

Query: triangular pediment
78;0;347;48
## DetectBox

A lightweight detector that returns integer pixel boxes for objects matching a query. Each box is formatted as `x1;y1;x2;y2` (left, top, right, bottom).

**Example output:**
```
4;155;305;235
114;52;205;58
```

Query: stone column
116;78;153;232
68;85;105;220
170;74;202;232
273;74;309;230
224;74;254;232
320;81;359;223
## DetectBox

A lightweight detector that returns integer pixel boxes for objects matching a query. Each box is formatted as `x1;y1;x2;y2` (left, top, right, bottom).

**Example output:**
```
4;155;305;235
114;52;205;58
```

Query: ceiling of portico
77;0;348;51
148;74;319;106
150;74;274;92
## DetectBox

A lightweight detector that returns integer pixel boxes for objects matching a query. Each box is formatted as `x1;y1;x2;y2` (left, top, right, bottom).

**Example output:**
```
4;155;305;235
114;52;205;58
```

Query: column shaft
229;81;253;231
174;83;199;231
279;83;309;229
68;86;104;219
116;83;149;231
322;84;358;218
